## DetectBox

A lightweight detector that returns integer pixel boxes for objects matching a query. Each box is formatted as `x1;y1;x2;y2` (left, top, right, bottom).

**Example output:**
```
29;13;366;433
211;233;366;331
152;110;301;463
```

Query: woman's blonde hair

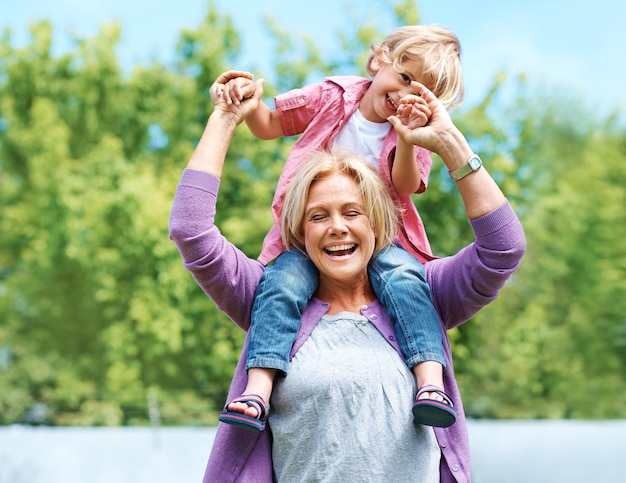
281;149;399;255
366;24;464;109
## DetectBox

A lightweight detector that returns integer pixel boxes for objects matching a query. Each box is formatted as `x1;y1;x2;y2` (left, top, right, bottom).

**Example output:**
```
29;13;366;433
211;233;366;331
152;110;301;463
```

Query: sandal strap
416;385;454;407
226;393;269;419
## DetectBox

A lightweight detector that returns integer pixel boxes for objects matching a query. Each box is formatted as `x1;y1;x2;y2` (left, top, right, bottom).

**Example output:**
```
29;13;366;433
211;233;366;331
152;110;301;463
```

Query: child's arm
219;71;284;140
245;99;284;140
391;94;431;196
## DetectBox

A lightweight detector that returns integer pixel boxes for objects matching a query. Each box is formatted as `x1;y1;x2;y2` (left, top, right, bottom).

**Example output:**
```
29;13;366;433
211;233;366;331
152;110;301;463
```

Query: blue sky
2;0;624;116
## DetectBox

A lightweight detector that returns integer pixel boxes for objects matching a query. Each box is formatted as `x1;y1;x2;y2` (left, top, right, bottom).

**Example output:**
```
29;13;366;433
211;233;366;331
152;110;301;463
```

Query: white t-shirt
333;108;391;169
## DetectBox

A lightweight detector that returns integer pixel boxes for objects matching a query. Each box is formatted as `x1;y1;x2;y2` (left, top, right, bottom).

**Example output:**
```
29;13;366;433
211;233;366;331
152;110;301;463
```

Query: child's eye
401;74;411;84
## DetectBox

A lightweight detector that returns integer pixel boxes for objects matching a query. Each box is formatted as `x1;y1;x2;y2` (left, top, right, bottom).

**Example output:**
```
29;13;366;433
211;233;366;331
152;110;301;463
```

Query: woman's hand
215;71;258;106
388;81;457;158
186;71;264;177
209;70;265;124
389;81;506;218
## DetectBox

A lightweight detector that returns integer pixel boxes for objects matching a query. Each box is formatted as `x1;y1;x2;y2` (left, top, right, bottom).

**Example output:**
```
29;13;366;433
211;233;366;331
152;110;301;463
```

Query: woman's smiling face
301;172;376;288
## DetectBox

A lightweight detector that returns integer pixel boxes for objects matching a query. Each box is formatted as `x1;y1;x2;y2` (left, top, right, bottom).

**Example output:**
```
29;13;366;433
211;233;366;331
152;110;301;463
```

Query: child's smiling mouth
385;94;398;114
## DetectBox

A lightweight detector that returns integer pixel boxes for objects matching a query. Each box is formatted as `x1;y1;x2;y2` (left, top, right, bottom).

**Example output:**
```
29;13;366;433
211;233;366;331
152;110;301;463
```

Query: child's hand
210;71;264;122
395;94;431;130
388;81;455;154
214;71;260;105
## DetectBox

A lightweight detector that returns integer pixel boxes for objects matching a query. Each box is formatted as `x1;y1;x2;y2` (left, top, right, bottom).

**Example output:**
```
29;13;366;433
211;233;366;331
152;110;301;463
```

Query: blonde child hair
366;25;464;109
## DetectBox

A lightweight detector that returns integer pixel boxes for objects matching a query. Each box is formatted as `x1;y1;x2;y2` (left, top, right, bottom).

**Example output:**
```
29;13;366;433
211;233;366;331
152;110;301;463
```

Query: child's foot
219;394;270;431
412;384;456;428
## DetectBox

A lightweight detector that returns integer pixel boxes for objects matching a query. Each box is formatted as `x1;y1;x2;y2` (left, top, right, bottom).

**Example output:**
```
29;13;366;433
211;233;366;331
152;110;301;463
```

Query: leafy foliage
1;1;625;426
447;82;626;419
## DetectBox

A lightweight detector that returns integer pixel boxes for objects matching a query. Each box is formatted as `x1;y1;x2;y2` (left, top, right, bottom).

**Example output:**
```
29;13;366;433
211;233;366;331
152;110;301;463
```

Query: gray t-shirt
270;312;440;482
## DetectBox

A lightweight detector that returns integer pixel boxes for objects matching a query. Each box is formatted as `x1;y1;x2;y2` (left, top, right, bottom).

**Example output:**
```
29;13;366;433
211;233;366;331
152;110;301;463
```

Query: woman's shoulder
169;169;264;330
426;201;526;328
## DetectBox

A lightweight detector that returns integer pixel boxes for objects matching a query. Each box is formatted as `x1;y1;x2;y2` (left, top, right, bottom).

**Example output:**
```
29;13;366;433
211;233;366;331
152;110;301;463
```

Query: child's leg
368;245;455;427
223;248;318;426
368;245;445;371
247;248;319;374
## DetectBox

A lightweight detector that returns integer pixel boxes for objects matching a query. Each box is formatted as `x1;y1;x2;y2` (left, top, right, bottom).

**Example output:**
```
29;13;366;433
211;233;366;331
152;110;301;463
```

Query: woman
169;72;526;482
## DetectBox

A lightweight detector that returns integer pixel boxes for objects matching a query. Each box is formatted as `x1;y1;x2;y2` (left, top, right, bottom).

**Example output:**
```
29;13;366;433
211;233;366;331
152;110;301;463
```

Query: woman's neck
316;278;377;315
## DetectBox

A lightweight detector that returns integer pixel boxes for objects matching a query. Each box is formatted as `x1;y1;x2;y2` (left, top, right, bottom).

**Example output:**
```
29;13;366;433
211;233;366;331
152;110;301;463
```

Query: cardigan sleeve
168;169;264;331
426;200;526;329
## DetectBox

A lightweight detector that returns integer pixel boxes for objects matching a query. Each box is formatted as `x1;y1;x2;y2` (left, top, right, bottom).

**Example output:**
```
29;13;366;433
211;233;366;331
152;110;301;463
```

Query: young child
217;24;464;431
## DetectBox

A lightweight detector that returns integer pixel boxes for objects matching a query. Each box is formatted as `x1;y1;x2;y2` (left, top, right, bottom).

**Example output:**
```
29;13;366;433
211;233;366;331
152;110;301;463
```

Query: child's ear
368;54;383;74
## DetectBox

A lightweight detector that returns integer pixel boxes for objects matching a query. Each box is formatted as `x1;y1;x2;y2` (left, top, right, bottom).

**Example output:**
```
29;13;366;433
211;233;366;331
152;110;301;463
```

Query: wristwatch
449;154;482;181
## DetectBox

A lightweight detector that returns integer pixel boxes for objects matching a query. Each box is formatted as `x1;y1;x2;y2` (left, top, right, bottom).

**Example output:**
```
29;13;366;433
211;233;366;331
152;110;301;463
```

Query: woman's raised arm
186;71;264;178
388;82;506;220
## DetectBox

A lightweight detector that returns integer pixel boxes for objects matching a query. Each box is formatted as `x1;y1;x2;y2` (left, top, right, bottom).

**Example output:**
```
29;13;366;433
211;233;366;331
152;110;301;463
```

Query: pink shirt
258;76;435;265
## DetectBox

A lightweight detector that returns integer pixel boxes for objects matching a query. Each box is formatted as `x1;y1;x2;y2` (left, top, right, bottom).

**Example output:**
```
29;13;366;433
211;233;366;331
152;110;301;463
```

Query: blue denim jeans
246;245;445;374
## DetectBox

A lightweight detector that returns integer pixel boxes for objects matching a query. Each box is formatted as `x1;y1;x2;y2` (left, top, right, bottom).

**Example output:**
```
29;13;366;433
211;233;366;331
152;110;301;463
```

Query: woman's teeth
326;243;356;255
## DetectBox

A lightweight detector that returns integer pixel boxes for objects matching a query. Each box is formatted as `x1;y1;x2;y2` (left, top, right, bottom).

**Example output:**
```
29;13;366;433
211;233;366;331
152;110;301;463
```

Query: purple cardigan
169;169;526;483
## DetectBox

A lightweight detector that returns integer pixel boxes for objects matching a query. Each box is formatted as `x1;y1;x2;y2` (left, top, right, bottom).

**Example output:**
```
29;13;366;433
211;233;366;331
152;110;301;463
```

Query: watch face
450;155;482;180
469;156;482;170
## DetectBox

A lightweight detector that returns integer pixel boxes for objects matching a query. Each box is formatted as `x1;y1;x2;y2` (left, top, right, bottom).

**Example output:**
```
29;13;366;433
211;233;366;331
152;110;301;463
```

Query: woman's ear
296;229;305;246
371;221;379;239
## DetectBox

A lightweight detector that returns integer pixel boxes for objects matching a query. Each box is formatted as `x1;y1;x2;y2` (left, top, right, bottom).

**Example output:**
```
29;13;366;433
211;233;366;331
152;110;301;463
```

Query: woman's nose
328;215;348;235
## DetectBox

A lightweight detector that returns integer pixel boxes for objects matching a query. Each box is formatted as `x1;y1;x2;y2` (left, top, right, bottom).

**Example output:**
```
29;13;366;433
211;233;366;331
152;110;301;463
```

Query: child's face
360;56;428;123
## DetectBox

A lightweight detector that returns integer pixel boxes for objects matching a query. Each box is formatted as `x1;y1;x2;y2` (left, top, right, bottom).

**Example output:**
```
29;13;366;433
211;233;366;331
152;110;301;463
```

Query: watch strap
449;154;482;181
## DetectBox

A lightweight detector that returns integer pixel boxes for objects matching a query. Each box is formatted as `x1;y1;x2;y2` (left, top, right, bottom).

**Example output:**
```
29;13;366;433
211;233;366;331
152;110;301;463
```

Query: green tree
0;5;281;425
1;0;625;427
451;84;626;419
